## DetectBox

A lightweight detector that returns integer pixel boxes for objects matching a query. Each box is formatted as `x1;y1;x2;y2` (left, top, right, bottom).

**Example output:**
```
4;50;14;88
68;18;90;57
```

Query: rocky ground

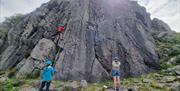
0;71;179;91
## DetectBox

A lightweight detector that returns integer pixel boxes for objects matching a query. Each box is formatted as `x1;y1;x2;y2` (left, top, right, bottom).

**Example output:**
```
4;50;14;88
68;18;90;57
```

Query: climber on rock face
57;23;65;40
111;57;121;90
39;59;55;91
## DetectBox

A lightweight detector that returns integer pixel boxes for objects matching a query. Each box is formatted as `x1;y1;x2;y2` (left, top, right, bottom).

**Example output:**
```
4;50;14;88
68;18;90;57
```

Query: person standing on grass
39;59;55;91
111;57;121;91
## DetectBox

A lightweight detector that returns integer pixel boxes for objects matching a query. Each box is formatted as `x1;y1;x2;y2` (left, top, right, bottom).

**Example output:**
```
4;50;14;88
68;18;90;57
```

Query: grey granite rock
0;0;171;82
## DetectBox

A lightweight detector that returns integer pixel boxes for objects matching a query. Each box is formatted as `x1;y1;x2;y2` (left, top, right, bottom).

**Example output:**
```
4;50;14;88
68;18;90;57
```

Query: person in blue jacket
39;60;55;91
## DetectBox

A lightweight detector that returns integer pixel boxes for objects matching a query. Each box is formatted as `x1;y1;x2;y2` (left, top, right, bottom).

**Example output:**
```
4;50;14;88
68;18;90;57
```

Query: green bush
0;71;5;76
160;63;173;70
154;33;180;72
0;79;19;91
155;33;180;59
3;14;24;29
0;30;7;39
0;14;24;39
173;55;180;64
7;68;18;78
168;46;180;56
26;70;40;79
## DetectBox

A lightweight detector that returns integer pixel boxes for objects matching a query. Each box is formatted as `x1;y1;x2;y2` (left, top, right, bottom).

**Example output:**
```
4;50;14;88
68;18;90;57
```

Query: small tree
0;14;24;39
3;14;24;29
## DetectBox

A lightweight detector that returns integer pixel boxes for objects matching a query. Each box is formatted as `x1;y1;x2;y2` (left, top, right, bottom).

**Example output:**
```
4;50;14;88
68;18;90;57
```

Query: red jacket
57;26;65;32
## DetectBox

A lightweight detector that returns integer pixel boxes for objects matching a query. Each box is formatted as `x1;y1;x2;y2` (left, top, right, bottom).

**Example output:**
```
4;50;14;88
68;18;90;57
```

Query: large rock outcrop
0;0;172;82
151;18;175;38
16;38;56;77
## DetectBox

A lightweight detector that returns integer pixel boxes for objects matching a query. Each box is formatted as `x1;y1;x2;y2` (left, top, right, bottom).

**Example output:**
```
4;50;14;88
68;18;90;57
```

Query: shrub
0;79;19;91
0;71;5;76
3;14;24;29
0;30;7;39
26;69;40;79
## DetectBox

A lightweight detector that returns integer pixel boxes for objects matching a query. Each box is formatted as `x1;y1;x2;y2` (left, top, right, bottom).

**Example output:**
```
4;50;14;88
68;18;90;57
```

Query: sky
136;0;180;32
0;0;50;21
0;0;180;32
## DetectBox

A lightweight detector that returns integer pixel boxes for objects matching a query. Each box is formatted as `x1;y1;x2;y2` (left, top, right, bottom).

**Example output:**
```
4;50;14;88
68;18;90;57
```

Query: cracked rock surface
0;0;172;82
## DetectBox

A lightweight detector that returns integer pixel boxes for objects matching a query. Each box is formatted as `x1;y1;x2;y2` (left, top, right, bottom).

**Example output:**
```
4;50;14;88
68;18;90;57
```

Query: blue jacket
42;66;55;81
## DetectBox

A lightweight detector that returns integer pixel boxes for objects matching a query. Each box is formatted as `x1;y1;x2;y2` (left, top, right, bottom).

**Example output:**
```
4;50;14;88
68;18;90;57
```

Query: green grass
0;78;21;91
154;33;180;69
155;33;180;55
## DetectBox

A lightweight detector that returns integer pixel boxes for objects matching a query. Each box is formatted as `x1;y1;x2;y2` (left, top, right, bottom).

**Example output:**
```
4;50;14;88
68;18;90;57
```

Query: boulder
19;86;38;91
151;18;175;37
70;81;78;88
16;57;37;78
0;77;9;82
177;76;180;80
30;38;56;60
31;80;41;88
80;80;88;87
152;18;172;32
161;76;176;83
16;38;56;77
105;88;129;91
170;82;180;91
70;81;79;91
143;79;152;83
175;70;180;75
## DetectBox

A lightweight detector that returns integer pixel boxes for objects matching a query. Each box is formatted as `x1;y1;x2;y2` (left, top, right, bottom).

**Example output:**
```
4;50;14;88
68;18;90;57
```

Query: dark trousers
39;81;51;91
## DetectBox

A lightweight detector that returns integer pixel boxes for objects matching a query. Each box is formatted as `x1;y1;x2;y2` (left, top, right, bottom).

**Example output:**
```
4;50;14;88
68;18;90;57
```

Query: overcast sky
0;0;180;32
137;0;180;32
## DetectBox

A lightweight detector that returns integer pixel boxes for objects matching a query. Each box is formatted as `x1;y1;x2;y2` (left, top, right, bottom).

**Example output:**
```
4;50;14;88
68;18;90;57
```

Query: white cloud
137;0;180;32
0;0;50;22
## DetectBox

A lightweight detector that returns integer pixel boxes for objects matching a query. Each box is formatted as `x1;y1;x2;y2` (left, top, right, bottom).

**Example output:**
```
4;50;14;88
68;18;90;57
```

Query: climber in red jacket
57;23;65;40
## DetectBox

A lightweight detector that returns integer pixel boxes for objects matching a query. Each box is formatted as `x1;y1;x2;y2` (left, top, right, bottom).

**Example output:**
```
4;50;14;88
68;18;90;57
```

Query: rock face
0;39;3;48
30;38;56;61
151;18;175;37
16;38;56;78
152;18;172;33
0;0;172;82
